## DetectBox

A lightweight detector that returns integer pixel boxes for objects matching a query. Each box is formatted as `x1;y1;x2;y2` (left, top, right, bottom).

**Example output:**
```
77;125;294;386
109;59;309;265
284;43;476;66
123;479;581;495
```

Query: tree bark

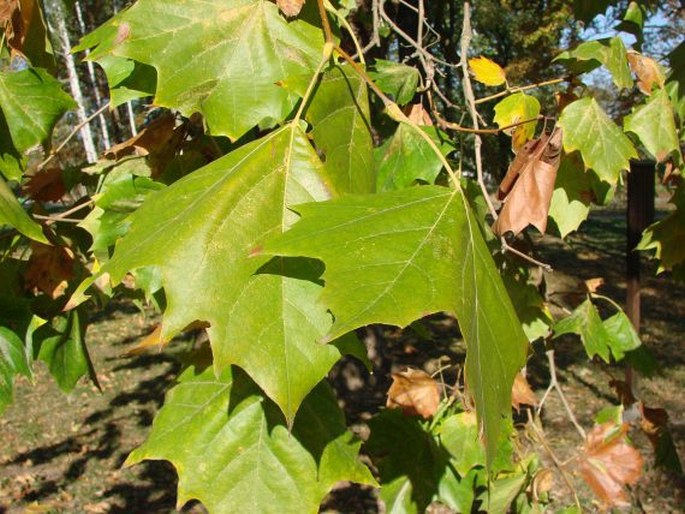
45;0;98;163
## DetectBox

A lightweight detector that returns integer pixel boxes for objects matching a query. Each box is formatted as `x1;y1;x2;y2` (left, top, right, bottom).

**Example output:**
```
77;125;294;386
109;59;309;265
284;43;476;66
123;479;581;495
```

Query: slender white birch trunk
45;0;98;163
74;0;111;149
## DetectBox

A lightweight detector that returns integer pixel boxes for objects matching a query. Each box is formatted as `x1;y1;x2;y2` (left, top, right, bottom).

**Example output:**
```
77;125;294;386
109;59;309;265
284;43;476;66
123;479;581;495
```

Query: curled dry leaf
0;0;40;59
584;277;605;293
24;243;75;299
276;0;305;17
492;127;563;236
532;468;554;501
577;422;643;509
511;371;537;412
627;51;665;95
386;368;441;419
403;103;433;126
468;56;507;86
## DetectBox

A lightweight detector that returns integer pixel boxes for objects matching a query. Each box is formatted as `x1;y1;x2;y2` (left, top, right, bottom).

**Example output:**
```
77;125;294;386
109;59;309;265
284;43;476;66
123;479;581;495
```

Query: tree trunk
45;0;98;163
74;0;111;149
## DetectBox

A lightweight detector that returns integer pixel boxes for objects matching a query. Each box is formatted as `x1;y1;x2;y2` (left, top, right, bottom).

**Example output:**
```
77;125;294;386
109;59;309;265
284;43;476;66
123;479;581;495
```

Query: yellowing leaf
469;56;507;86
386;368;441;419
493;92;541;150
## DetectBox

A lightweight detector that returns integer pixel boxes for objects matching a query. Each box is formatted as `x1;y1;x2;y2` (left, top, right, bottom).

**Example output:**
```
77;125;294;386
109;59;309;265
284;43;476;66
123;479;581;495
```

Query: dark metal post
626;160;655;393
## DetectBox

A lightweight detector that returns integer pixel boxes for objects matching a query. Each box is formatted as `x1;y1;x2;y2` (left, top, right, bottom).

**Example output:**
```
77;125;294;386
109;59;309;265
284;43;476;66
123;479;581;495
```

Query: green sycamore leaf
262;185;529;464
0;68;76;159
376;124;452;192
95;55;157;107
493;92;541;145
79;0;325;140
624;88;680;162
557;37;632;90
0;176;49;243
79;157;165;260
548;154;592;238
0;326;32;415
95;124;360;422
558;97;637;184
126;362;375;514
369;59;421;106
366;409;449;513
34;309;97;392
553;298;639;363
306;65;375;194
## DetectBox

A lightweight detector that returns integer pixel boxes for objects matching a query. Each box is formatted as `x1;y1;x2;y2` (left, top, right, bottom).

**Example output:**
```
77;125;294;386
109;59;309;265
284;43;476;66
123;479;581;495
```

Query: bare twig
459;3;497;220
38;103;110;171
502;242;553;272
32;214;83;223
475;78;566;104
527;410;583;510
537;349;587;440
32;199;94;226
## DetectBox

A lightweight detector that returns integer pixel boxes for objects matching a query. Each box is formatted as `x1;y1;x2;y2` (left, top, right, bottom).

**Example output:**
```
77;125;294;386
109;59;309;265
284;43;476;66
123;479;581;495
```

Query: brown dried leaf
105;113;176;160
492;127;563;236
627;52;665;95
386;368;440;419
511;372;537;412
403;103;433;126
276;0;305;17
584;277;604;293
23;167;66;202
577;422;643;509
532;468;554;500
24;243;75;299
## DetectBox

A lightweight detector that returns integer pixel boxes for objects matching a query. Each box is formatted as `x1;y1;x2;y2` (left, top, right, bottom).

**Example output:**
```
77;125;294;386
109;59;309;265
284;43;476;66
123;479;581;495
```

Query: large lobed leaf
624;88;680;163
262;185;529;464
79;0;325;140
93;124;359;422
556;37;632;90
558;97;637;184
127;361;374;513
0;68;75;181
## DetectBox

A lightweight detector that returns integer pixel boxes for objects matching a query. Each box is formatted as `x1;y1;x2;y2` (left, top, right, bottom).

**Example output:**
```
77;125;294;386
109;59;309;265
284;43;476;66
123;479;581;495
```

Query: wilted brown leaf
492;127;563;236
627;51;665;95
577;422;643;509
24;243;75;299
584;277;605;293
511;372;537;412
532;468;554;500
403;103;433;126
386;368;440;419
23;167;66;202
276;0;305;17
105;113;175;159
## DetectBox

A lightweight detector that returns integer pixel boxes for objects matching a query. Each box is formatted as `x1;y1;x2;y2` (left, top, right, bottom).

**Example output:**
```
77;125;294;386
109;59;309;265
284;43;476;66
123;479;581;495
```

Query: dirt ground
1;204;685;513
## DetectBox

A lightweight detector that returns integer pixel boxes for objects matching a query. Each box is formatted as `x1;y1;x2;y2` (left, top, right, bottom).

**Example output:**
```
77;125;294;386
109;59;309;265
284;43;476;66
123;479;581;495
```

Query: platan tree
1;0;684;512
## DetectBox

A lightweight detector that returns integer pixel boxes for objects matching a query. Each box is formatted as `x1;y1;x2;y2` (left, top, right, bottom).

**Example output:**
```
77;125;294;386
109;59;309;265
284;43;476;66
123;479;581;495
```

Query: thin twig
316;0;334;44
32;214;83;223
38;103;110;171
502;242;553;272
32;199;95;226
475;78;566;105
542;349;587;439
459;3;496;220
527;409;583;511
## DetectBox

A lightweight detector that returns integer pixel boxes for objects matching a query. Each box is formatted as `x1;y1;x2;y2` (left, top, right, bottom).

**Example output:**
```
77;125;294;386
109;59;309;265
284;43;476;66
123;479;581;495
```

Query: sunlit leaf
624;88;679;163
548;154;593;238
79;0;325;140
83;124;362;422
469;56;506;86
558;97;637;184
493;92;540;149
557;37;632;90
263;185;528;464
